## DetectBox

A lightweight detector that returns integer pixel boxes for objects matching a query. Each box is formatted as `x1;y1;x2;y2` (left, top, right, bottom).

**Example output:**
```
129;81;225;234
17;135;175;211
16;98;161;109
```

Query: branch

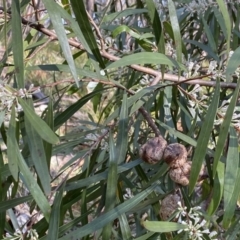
16;13;238;90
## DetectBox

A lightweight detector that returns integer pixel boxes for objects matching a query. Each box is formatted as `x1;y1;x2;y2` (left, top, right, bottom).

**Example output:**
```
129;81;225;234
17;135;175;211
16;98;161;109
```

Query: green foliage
0;0;240;239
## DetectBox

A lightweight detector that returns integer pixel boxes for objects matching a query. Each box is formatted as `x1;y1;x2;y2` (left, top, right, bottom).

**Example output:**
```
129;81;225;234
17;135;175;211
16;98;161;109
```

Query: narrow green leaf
118;213;132;240
102;9;147;23
142;221;187;232
134;232;155;240
112;25;154;47
7;107;18;180
168;0;182;63
0;111;5;126
0;164;11;180
0;195;32;213
102;133;118;239
212;80;240;176
16;145;51;221
42;0;79;87
54;3;91;53
18;98;59;144
69;0;105;69
157;121;197;147
189;80;220;194
223;126;240;228
106;52;186;71
207;160;225;215
216;0;231;54
213;7;227;42
185;39;219;62
46;184;65;240
54;88;105;129
145;0;163;52
26;64;107;80
58;184;157;239
226;46;240;81
43;98;54;168
223;216;240;240
116;92;128;164
164;86;176;142
65;159;141;191
201;17;217;52
11;0;24;88
24;99;51;195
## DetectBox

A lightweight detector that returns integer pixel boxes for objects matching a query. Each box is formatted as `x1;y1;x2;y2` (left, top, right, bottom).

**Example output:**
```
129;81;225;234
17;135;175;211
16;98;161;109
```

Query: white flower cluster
3;229;39;240
176;202;217;240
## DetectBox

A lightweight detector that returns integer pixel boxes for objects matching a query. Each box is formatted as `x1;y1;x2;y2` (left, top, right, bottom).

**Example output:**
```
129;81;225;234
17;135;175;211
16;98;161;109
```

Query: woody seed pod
163;143;187;168
139;136;167;164
169;161;205;186
159;192;181;220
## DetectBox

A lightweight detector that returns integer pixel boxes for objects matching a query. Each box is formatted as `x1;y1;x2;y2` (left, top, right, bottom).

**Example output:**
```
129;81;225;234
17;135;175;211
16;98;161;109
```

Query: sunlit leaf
223;126;240;228
189;80;220;193
11;0;24;88
142;221;187;232
7;107;18;180
24;98;51;195
106;52;186;71
46;184;65;240
18;98;59;144
42;0;79;87
226;46;240;81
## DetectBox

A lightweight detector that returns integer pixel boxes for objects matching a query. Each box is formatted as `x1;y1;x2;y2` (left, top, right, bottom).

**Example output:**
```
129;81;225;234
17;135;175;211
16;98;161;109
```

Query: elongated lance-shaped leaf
145;0;164;52
102;9;148;23
189;80;220;194
0;195;32;213
65;159;141;191
54;88;105;129
26;64;107;80
18;97;59;144
11;0;24;88
201;16;217;53
54;3;91;53
69;0;105;69
216;0;231;55
185;39;219;62
43;97;54;169
223;126;240;228
226;46;240;81
16;144;50;221
7;107;19;180
0;149;5;237
213;77;240;177
106;52;186;71
102;133;118;239
0;111;5;126
42;0;79;87
164;86;176;142
46;183;65;240
118;211;132;240
116;92;128;164
58;184;157;239
142;221;187;232
24;98;51;195
168;0;182;63
207;160;225;215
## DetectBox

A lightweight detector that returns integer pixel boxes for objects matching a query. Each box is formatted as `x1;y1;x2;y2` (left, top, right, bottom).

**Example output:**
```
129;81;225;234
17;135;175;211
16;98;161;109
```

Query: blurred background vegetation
0;0;240;239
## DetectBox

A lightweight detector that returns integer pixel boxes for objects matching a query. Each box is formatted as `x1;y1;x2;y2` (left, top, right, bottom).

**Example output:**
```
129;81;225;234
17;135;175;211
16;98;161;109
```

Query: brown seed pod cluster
140;138;206;186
